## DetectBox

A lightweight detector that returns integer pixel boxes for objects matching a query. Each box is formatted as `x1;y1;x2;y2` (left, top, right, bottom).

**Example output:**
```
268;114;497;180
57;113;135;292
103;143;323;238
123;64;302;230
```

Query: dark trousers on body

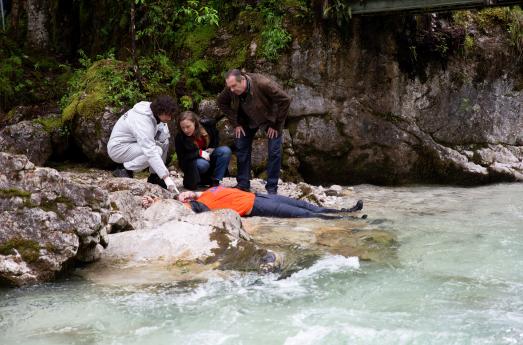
250;194;341;219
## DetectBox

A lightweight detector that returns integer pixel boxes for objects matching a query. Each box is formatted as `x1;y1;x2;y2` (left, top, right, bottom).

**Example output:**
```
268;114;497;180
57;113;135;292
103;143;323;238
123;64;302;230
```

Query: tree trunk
26;0;49;50
9;0;23;33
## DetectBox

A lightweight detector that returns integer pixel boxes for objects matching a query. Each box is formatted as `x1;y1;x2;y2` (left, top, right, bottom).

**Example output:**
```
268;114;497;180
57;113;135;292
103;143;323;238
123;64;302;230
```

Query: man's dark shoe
147;173;167;189
112;167;134;178
266;189;277;195
210;178;220;187
341;200;363;212
233;184;250;192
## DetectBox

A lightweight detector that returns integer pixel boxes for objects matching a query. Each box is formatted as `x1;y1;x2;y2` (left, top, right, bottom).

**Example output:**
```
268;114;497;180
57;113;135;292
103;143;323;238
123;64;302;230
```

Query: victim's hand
178;191;197;203
142;195;159;208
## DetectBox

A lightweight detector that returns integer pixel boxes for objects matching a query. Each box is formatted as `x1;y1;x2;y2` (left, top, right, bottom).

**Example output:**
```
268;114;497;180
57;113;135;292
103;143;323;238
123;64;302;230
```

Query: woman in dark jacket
175;111;232;190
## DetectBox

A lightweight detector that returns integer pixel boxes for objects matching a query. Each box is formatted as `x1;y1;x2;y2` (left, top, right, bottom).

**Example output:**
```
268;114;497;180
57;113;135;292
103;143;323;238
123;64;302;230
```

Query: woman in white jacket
107;95;179;193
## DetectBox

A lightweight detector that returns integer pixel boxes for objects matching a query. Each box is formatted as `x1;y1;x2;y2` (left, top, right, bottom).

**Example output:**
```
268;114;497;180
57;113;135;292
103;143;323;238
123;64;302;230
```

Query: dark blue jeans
250;194;341;219
235;127;282;193
196;146;232;181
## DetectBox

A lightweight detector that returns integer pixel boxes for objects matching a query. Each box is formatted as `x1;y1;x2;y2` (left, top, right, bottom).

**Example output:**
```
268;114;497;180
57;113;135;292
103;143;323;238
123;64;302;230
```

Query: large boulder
71;106;122;168
83;201;271;285
0;121;53;166
0;153;110;287
61;169;176;232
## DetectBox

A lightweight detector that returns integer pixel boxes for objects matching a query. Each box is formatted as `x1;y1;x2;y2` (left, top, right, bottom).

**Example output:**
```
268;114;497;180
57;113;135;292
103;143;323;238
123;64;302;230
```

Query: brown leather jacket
217;73;291;132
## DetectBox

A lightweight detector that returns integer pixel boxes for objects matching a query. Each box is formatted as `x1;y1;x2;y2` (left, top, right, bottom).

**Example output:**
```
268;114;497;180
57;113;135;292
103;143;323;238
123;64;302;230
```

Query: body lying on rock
142;186;364;219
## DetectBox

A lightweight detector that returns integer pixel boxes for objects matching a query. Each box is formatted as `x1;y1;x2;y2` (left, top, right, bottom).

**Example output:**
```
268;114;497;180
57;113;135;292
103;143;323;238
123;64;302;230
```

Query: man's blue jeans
195;146;232;181
235;127;282;193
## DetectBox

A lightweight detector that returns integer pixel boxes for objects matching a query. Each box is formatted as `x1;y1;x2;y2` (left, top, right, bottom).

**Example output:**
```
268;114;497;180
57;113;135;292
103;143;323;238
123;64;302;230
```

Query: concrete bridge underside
349;0;523;15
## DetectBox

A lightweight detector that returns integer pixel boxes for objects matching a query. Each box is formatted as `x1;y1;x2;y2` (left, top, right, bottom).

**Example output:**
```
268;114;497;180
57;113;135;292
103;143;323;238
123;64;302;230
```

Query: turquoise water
1;183;522;345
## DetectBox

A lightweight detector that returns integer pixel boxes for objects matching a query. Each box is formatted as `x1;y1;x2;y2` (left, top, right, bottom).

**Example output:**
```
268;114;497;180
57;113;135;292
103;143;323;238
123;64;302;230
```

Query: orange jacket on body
196;186;255;216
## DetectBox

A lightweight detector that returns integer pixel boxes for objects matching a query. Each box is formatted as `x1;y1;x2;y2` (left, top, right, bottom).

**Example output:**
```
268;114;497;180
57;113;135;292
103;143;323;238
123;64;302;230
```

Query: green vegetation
0;189;32;198
138;54;181;97
463;34;475;55
40;196;75;215
0;55;24;110
507;7;523;56
260;12;292;61
136;0;219;51
60;51;143;121
0;238;40;263
453;6;523;57
180;95;194;110
0;34;70;113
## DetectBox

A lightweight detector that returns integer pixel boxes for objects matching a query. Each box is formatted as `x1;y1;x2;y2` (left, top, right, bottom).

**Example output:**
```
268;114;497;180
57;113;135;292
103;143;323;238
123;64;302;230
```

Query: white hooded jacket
107;101;170;178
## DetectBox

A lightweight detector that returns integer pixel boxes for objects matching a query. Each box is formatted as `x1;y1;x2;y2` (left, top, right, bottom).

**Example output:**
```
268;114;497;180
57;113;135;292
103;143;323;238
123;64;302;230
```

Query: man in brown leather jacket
217;69;291;194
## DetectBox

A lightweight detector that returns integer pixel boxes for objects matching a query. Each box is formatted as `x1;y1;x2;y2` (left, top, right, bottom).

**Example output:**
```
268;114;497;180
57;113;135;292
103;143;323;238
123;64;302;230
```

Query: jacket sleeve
202;119;220;148
259;79;291;132
217;88;239;128
130;116;169;178
175;134;200;164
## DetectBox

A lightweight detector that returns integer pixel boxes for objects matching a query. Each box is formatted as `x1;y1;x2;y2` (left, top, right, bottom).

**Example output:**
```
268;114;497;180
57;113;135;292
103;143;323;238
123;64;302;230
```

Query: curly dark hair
150;95;178;117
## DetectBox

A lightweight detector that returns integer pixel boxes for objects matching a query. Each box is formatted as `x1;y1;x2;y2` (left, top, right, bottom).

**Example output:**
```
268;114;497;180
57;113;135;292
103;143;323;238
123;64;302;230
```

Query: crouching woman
175;111;232;190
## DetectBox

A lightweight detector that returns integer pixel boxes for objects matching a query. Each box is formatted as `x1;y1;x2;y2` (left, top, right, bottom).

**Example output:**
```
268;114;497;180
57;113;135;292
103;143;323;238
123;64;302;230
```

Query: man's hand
201;150;211;161
164;176;180;194
235;126;245;138
267;127;278;139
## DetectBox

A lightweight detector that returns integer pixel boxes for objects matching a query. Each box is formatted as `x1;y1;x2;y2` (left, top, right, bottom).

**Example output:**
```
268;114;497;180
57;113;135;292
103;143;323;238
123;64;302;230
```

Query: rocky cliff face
262;15;523;185
3;12;521;186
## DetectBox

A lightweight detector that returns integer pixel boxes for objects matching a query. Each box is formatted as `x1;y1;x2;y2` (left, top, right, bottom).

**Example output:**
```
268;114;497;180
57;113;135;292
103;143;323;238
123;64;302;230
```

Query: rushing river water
1;183;522;345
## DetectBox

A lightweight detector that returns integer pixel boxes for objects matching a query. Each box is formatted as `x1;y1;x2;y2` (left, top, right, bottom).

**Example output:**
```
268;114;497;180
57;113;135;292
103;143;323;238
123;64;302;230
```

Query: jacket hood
132;101;153;117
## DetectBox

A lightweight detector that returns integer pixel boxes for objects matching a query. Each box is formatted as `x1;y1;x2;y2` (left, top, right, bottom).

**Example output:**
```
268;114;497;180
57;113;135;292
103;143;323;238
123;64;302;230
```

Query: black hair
150;95;178;118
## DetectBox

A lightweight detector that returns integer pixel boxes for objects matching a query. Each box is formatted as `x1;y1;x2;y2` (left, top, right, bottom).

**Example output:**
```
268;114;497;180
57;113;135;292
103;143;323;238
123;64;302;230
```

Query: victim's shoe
341;200;363;213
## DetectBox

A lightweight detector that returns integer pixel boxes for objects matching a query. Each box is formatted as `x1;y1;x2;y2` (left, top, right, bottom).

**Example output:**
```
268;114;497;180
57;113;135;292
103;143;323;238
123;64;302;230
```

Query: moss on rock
0;188;32;198
60;58;142;122
0;237;40;263
184;25;217;58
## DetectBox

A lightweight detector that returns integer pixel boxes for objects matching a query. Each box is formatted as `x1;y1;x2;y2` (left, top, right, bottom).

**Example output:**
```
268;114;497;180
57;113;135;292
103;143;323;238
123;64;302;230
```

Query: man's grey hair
225;69;244;82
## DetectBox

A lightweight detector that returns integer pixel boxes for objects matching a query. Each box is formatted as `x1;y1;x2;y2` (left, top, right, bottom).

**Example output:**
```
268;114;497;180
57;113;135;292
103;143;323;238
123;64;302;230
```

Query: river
1;183;522;345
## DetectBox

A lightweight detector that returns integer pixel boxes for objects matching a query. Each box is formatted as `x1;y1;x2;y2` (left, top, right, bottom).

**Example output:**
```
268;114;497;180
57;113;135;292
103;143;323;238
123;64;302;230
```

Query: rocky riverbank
0;153;396;287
